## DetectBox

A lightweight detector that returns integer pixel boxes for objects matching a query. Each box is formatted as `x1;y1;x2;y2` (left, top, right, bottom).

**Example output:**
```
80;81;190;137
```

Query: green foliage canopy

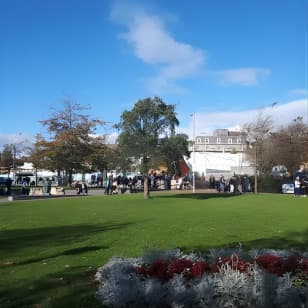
116;97;188;198
30;100;106;184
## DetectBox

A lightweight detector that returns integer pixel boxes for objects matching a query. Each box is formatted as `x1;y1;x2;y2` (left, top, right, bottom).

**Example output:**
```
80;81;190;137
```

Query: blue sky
0;0;307;148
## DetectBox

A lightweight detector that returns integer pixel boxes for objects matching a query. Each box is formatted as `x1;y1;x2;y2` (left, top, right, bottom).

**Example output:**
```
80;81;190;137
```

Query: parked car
271;165;289;177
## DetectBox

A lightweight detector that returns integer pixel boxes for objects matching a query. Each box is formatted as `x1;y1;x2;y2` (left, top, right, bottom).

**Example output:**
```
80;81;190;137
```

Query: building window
205;138;209;144
216;138;221;144
237;138;241;144
196;138;201;144
228;138;233;144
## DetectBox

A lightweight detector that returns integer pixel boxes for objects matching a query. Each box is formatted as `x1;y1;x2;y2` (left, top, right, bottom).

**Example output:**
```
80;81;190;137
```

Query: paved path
0;188;221;203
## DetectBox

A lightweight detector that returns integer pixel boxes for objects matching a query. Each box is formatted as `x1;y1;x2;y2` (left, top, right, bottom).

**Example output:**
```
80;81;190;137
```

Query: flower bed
95;248;308;307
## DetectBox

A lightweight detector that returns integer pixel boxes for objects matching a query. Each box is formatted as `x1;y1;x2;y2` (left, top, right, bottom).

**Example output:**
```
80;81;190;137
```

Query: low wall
29;187;65;196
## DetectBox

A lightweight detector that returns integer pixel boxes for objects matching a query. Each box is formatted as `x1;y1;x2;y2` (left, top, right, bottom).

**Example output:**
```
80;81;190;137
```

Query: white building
188;129;254;178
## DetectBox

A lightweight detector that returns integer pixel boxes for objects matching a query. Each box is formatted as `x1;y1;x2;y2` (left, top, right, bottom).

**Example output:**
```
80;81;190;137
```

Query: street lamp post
12;145;16;177
192;113;196;193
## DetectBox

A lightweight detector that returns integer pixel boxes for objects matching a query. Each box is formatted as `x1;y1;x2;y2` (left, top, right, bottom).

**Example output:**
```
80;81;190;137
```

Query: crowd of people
70;170;255;196
95;172;252;195
1;171;253;197
98;171;194;195
208;174;251;193
294;173;308;196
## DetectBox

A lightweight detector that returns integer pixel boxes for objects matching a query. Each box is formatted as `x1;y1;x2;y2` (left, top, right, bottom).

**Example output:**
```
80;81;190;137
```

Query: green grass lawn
0;192;307;307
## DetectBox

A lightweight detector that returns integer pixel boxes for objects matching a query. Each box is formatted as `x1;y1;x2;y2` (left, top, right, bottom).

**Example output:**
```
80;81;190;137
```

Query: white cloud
180;99;308;138
110;3;273;92
0;133;32;152
106;131;119;144
216;68;271;86
110;2;205;93
289;88;308;97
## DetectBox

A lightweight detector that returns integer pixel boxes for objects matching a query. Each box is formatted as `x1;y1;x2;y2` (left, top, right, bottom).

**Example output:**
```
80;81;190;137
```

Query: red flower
298;257;308;274
211;255;251;273
168;259;193;276
148;259;171;282
256;254;281;274
135;253;308;284
280;256;298;275
256;254;299;276
191;261;210;277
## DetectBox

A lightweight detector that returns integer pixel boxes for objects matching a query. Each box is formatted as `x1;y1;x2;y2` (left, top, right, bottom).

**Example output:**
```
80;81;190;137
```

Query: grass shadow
154;192;242;200
0;265;101;308
10;245;108;267
179;229;308;254
0;222;135;255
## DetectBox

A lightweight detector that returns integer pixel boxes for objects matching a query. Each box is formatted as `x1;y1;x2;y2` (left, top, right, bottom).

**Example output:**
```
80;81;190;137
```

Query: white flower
95;248;308;307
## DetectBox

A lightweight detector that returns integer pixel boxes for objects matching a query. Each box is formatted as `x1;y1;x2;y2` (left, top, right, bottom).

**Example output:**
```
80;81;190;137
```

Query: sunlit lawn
0;192;307;307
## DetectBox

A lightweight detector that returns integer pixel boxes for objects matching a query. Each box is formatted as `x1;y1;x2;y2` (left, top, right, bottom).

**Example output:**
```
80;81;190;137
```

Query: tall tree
34;100;106;185
0;144;24;174
267;117;308;173
0;145;13;174
244;112;273;193
116;97;180;199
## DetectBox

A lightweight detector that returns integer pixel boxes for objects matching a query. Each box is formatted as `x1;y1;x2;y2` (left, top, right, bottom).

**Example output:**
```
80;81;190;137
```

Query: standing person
209;175;215;189
104;176;111;195
112;178;118;194
242;176;250;193
21;179;27;195
294;176;301;196
5;177;12;195
229;176;236;193
131;176;138;192
200;173;206;187
301;176;308;195
165;174;171;190
82;181;88;195
47;178;52;195
43;179;48;195
75;181;82;195
219;175;225;192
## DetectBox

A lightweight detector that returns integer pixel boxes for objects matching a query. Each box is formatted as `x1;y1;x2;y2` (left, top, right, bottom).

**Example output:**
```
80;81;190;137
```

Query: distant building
193;129;245;153
188;129;254;178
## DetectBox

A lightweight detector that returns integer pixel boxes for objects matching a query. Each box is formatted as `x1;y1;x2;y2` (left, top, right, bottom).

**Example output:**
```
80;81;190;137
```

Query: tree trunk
143;174;150;199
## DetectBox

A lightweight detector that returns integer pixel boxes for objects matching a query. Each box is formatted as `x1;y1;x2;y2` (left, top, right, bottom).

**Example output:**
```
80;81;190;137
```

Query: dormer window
205;138;209;144
196;138;201;144
228;138;233;144
237;138;241;144
217;138;221;144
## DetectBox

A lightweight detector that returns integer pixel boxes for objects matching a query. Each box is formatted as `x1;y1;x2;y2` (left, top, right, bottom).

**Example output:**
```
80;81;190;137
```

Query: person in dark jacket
5;177;12;195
